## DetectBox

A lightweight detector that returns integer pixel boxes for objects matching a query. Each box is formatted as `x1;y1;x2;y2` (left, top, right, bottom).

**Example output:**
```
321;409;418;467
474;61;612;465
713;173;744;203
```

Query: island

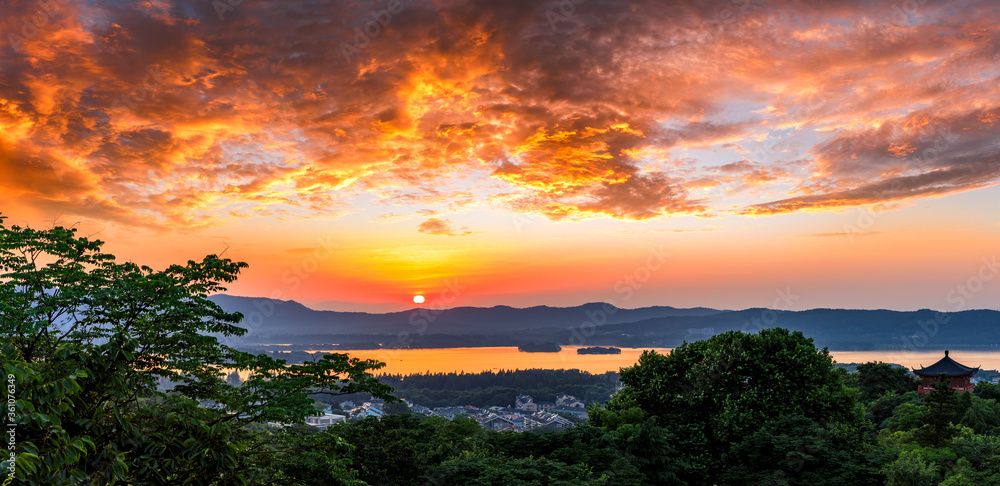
517;342;562;353
577;346;622;355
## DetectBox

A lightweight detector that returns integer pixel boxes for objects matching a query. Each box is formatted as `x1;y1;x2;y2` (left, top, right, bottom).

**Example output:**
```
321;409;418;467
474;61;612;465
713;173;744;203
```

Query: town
300;392;592;433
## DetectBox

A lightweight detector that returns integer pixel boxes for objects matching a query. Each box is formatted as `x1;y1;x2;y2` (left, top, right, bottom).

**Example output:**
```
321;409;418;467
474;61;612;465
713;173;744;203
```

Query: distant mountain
586;308;1000;350
310;300;414;313
208;294;723;337
208;295;1000;351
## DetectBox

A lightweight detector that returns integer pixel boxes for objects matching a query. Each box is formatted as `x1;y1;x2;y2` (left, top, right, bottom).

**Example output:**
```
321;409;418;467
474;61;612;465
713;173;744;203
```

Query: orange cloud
416;218;475;236
0;0;998;228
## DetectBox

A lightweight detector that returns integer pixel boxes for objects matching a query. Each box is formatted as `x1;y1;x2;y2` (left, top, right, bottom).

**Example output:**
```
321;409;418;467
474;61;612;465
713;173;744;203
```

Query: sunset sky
2;0;999;312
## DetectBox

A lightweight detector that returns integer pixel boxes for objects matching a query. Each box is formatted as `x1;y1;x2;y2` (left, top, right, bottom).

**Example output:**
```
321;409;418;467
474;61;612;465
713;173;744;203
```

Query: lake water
309;347;1000;375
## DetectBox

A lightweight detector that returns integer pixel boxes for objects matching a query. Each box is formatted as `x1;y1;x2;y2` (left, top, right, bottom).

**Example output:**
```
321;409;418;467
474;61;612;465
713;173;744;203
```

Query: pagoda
912;350;979;394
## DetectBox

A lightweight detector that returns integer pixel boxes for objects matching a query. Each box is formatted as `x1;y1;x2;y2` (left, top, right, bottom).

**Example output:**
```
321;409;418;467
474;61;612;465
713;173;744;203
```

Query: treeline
17;219;1000;485
375;369;618;407
319;330;1000;485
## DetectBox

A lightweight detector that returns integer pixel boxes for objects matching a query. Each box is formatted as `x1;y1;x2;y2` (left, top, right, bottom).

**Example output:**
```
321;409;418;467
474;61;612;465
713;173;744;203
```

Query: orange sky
1;0;999;311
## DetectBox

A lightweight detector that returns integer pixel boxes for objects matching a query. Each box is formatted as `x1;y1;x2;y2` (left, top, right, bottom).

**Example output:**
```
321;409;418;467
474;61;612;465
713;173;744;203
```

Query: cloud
1;0;999;227
799;231;883;238
417;218;475;236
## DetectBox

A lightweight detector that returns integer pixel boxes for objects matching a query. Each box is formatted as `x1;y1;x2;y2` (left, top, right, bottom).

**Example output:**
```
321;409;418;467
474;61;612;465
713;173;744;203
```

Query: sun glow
413;295;425;304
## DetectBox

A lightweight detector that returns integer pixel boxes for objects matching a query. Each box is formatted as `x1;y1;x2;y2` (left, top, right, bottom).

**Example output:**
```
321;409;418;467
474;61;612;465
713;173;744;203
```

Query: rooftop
912;350;980;377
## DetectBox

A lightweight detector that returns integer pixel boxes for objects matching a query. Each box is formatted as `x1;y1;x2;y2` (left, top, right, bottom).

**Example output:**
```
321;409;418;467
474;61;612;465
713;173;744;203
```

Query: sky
1;0;999;312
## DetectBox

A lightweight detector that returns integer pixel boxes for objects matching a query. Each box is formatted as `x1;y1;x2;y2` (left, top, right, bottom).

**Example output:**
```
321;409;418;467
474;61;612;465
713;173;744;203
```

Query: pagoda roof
912;350;980;377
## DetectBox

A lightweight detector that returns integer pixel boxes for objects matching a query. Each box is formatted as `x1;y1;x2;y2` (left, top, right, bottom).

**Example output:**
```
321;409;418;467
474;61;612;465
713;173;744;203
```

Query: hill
208;295;1000;351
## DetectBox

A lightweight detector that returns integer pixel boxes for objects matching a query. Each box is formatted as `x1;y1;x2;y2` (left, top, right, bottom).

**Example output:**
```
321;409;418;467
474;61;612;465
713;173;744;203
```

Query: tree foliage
595;328;863;482
856;361;918;402
0;216;392;484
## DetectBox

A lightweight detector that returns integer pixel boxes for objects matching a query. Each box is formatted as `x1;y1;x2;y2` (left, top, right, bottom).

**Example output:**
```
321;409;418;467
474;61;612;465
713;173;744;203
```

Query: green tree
721;414;876;485
960;396;1000;435
914;374;962;448
882;450;939;486
328;414;482;485
0;216;393;484
425;454;602;486
855;362;918;402
976;382;1000;401
594;328;863;481
868;391;922;428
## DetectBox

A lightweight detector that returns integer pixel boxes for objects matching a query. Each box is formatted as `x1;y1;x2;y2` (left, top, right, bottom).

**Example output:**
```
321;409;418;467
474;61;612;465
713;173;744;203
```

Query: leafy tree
328;414;482;485
482;423;647;484
868;391;922;428
914;374;962;448
976;382;1000;401
855;362;918;402
0;215;393;484
383;401;412;415
960;396;1000;435
882;450;939;486
595;328;864;481
885;402;931;433
721;414;876;485
425;454;602;485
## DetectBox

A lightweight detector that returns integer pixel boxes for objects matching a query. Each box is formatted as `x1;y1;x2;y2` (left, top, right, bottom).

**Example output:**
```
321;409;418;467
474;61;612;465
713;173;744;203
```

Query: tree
721;414;876;485
856;362;918;402
868;391;922;428
914;374;962;448
960;396;1000;435
882;450;939;486
594;328;864;480
0;215;393;484
327;415;482;485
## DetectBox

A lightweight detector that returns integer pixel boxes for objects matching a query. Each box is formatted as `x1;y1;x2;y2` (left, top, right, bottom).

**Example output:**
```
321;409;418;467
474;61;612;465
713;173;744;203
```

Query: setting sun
413;295;425;304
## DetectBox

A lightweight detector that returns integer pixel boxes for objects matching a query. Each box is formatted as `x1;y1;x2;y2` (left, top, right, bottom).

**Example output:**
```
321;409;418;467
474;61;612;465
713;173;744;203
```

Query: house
515;394;538;412
502;414;526;428
912;350;979;394
523;411;574;430
496;423;525;433
305;413;347;429
432;406;480;419
474;412;516;431
351;403;384;419
556;394;586;409
535;400;556;411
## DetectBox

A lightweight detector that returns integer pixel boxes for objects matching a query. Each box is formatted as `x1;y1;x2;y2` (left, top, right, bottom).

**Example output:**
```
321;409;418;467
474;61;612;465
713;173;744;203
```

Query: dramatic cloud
417;217;474;236
2;0;999;227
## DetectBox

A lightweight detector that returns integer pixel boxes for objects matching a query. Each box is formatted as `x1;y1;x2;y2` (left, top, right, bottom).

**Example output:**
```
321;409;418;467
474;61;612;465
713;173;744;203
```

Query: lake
310;347;1000;375
300;346;1000;375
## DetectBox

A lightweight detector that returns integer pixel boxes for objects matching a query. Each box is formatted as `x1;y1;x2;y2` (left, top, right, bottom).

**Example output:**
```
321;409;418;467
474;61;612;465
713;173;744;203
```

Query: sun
413;295;425;304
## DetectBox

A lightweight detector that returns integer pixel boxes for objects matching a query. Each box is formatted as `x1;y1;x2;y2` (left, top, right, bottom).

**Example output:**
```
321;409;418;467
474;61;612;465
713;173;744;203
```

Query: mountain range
208;294;1000;351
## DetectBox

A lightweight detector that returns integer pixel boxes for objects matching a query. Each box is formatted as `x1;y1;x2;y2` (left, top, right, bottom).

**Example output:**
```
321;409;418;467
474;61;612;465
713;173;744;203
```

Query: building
305;413;347;429
351;403;384;419
535;400;556;411
432;406;481;420
556;394;585;409
474;412;516;431
523;411;575;430
912;350;980;394
515;394;538;412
